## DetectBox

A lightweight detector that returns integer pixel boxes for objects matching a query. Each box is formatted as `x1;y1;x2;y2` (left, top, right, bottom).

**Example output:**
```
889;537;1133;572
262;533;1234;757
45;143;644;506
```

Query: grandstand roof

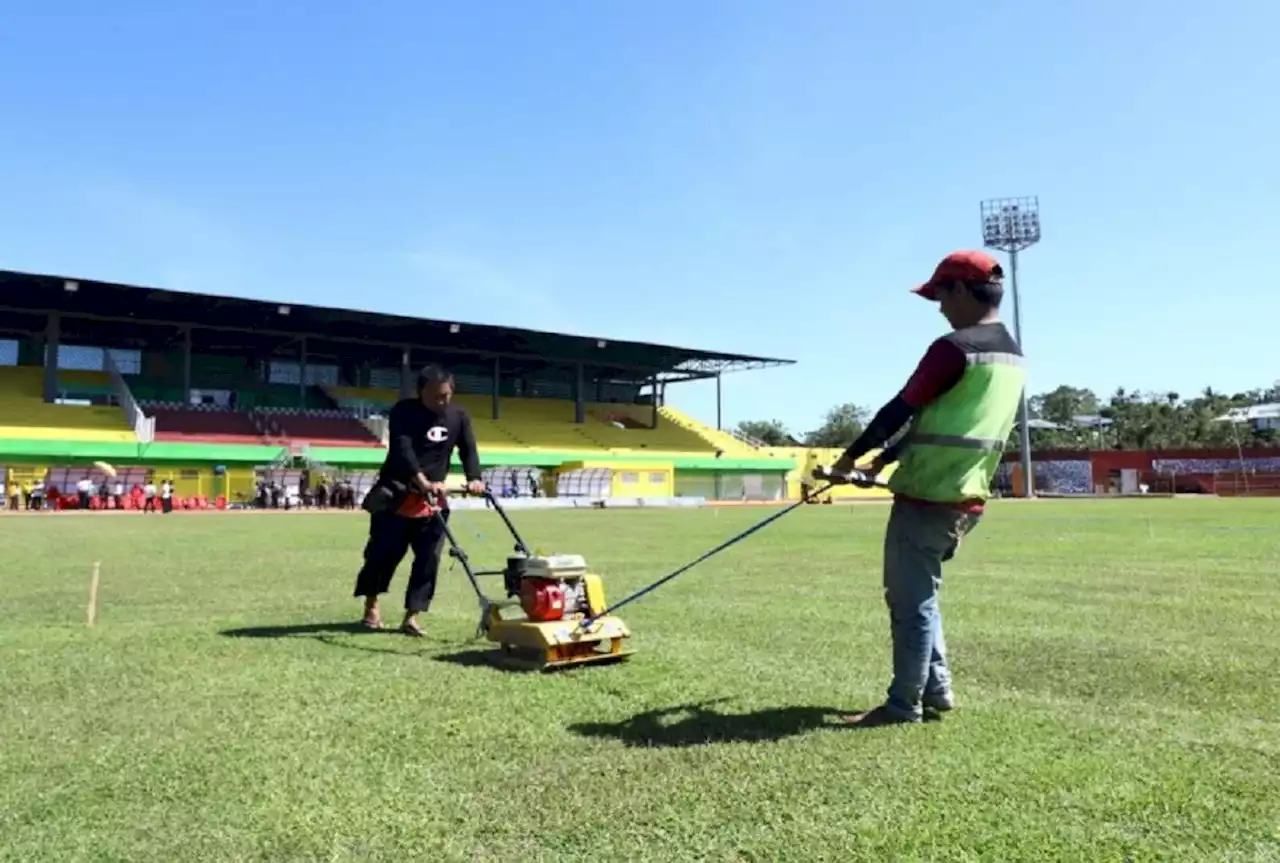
0;268;794;383
1215;403;1280;422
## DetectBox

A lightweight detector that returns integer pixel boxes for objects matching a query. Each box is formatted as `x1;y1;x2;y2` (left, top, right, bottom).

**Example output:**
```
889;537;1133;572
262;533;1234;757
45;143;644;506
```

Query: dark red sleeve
900;338;966;408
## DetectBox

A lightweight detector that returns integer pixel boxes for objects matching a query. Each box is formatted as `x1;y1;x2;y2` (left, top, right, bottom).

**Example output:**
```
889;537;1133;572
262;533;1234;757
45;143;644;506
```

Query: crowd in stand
0;468;380;513
993;460;1094;495
251;476;360;510
993;455;1280;495
1;475;175;512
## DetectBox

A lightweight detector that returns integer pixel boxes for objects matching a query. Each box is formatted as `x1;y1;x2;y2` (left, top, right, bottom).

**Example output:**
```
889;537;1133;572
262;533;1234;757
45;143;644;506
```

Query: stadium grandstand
0;268;852;510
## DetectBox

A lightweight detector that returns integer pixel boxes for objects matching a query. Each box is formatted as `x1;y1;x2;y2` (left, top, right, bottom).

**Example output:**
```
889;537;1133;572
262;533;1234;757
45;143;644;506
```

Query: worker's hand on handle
832;452;886;485
812;464;877;488
442;480;488;497
414;473;445;495
832;453;884;477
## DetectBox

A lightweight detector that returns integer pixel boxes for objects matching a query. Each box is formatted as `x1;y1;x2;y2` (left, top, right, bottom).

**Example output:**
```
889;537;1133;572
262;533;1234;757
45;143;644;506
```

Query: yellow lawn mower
440;489;633;671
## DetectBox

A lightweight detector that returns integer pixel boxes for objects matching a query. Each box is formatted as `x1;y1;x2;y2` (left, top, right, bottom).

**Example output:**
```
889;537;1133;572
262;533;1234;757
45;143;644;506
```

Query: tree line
735;382;1280;451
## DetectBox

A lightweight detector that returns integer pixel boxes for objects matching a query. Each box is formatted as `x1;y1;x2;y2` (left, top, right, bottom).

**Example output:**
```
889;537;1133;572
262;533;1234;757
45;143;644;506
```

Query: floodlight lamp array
980;197;1041;252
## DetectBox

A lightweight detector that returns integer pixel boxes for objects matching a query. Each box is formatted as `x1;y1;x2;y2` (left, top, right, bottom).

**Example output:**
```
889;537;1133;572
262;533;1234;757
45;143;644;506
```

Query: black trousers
352;510;450;613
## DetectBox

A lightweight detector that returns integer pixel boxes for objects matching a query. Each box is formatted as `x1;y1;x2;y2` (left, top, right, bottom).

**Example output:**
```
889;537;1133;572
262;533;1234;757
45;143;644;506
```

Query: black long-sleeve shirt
378;398;482;484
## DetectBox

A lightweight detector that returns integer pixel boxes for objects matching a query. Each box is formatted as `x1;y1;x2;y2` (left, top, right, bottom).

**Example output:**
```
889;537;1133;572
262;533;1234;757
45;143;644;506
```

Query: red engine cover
520;578;565;622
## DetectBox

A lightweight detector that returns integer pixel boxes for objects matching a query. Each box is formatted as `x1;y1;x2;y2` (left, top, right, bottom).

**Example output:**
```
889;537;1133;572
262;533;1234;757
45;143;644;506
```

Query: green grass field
2;499;1278;862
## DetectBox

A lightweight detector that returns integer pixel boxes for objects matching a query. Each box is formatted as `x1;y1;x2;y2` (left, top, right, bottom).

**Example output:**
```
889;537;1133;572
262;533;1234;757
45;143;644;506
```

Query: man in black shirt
353;364;485;635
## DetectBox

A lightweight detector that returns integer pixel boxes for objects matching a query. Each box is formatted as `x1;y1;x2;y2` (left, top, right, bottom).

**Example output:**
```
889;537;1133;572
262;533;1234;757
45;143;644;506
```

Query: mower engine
503;553;602;622
456;491;633;671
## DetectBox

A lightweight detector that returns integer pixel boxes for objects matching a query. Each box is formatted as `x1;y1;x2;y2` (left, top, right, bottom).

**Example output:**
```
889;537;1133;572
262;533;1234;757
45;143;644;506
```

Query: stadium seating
322;385;727;455
655;405;762;457
0;363;784;461
140;401;385;449
588;403;724;453
325;387;580;451
130;381;334;412
145;403;268;445
257;408;381;448
323;385;399;413
0;366;137;442
57;369;114;399
250;385;334;411
456;396;609;451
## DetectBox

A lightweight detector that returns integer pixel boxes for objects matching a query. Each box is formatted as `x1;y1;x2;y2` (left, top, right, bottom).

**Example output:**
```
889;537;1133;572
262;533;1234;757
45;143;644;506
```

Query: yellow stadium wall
137;464;206;499
139;465;257;501
758;446;896;500
227;467;258;500
0;461;259;503
611;463;674;498
557;460;675;498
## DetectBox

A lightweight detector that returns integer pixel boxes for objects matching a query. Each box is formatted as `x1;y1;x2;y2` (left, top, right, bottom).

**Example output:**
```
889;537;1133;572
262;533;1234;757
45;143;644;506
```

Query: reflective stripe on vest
966;351;1026;368
906;352;1022;451
887;344;1026;503
909;433;1005;451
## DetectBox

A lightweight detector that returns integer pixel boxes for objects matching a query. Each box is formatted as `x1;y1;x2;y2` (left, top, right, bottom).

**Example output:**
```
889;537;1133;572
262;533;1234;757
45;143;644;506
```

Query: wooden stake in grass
87;562;101;627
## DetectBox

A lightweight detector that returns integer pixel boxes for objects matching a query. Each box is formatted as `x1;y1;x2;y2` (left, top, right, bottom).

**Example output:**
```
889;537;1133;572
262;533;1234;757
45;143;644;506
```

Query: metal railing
360;416;389;445
726;427;766;448
103;351;154;443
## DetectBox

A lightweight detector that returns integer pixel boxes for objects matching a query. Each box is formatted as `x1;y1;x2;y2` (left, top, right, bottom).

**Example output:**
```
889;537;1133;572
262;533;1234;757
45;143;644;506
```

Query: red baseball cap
912;250;1003;301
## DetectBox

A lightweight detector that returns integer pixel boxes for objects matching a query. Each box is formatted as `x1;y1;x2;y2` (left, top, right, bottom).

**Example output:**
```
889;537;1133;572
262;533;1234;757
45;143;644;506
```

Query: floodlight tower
980;196;1041;498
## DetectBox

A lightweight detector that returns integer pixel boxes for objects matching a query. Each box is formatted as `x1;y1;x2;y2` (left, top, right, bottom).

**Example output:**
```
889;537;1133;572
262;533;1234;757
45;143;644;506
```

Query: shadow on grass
567;699;856;747
431;648;617;673
432;648;511;670
217;621;453;654
220;622;374;639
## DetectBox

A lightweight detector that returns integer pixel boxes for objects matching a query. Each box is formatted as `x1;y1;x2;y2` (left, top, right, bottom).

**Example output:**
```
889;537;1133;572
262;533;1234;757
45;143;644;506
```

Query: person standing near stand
352;364;486;636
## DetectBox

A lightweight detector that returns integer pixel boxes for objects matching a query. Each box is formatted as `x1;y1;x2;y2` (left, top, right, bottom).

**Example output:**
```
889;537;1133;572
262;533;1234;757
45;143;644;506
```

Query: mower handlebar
811;465;880;488
441;486;489;498
419;483;491;501
435;484;533;557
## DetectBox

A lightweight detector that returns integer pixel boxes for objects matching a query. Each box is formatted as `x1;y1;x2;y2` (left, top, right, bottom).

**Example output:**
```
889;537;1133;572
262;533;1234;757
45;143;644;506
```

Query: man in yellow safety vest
823;250;1027;726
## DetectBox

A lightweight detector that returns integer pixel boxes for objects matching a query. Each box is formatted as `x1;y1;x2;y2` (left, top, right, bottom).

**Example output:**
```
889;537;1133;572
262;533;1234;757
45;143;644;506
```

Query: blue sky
1;0;1274;436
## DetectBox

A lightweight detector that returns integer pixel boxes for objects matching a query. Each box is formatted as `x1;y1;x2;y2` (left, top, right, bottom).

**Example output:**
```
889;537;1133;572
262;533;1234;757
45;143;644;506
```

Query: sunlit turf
2;498;1278;861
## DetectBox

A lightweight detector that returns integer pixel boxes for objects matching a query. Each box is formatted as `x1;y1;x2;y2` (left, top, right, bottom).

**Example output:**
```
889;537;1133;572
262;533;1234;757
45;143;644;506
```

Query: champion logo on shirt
426;426;449;443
